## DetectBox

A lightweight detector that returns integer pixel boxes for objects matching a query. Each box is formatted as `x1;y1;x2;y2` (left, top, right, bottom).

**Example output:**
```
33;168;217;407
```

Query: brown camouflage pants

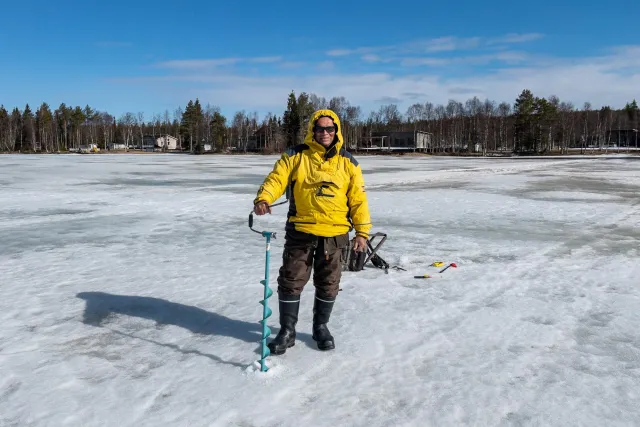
277;229;350;299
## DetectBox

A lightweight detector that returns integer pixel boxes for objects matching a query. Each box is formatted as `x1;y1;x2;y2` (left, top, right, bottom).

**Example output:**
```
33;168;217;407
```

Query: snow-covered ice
1;153;639;427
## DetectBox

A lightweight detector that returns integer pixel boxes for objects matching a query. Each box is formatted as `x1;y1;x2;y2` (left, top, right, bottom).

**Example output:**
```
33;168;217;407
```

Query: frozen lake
1;153;639;426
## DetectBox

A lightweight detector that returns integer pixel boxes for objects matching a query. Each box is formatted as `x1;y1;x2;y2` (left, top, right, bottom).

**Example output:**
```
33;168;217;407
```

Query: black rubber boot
267;294;299;355
312;295;336;351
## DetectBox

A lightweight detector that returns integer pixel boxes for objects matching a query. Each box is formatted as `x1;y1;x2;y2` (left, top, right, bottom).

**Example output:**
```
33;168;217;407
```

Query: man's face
313;117;336;148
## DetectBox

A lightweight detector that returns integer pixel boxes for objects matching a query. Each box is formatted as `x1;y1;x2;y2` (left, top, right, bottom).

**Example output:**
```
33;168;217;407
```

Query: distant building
359;131;433;152
247;126;269;151
78;144;100;153
143;134;179;150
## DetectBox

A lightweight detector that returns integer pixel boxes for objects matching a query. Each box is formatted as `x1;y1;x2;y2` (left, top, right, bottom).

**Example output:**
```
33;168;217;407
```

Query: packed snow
1;153;639;427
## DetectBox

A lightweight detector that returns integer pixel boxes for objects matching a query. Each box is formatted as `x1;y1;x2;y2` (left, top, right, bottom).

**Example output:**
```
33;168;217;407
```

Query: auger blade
260;325;272;338
261;345;271;359
261;306;272;319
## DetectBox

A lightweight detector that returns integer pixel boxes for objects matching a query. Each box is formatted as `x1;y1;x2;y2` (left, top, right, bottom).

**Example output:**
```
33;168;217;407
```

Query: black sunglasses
314;125;336;133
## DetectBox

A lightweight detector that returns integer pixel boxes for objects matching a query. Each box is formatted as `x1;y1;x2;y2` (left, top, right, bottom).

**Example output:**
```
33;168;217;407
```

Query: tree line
0;89;638;154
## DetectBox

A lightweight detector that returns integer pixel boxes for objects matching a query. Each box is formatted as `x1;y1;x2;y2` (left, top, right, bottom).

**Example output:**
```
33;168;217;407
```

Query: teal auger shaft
259;232;273;372
248;207;280;373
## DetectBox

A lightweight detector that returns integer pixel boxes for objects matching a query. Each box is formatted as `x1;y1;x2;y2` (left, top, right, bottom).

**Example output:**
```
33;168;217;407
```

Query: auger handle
248;200;288;238
248;211;277;239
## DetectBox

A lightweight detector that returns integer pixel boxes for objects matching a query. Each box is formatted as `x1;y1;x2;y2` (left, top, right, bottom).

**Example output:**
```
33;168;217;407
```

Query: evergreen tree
70;106;86;148
180;99;205;152
11;107;21;152
282;91;300;148
513;89;536;152
36;102;53;152
210;111;227;150
193;99;203;149
54;103;70;150
624;100;638;126
0;106;9;151
532;97;557;152
625;100;639;148
295;91;315;138
280;91;317;148
180;100;194;150
22;104;35;151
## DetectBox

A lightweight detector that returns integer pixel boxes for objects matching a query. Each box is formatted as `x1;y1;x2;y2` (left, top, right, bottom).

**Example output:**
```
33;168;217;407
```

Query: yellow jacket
254;109;372;238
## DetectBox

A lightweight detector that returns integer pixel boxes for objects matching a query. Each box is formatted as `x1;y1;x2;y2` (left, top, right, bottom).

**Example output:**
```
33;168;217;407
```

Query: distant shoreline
1;148;639;158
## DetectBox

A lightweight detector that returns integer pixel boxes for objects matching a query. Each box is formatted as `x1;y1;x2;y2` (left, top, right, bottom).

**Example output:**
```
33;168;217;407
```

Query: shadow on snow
76;291;317;368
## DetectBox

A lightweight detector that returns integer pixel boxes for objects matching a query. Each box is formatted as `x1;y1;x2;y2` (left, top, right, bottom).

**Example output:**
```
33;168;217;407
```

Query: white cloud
325;47;380;56
321;33;543;70
403;36;482;53
154;56;282;69
400;57;451;67
325;33;542;58
250;56;283;63
153;33;541;73
361;54;383;63
400;51;530;67
156;58;241;69
109;45;640;118
487;33;545;44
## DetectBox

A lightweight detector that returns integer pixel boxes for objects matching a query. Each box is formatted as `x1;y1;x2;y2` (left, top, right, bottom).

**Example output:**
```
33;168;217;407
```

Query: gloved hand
253;201;271;215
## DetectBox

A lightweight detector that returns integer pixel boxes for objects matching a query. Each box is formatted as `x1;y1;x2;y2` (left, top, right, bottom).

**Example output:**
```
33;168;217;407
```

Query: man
253;109;371;354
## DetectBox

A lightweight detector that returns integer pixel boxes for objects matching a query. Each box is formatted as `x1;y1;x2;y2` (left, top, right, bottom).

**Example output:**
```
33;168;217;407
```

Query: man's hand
254;201;271;215
353;235;368;252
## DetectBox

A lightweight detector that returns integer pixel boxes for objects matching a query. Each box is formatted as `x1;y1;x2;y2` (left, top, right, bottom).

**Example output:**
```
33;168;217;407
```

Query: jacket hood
304;109;344;156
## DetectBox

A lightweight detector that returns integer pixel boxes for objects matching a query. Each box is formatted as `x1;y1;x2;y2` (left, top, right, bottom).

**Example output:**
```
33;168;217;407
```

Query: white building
155;135;179;150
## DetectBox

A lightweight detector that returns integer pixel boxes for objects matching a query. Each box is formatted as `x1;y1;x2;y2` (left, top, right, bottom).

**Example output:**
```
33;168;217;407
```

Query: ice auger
248;209;277;372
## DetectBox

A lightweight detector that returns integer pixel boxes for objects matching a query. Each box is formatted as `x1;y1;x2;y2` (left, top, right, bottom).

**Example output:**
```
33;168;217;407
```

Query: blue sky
1;0;638;121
